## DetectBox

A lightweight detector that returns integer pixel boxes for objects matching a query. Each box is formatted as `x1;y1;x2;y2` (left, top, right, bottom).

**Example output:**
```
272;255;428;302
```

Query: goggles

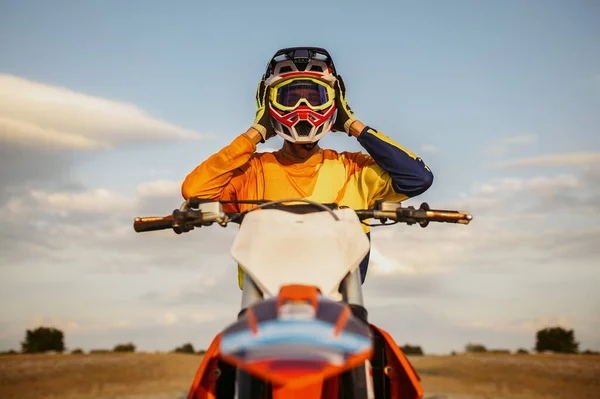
269;77;335;112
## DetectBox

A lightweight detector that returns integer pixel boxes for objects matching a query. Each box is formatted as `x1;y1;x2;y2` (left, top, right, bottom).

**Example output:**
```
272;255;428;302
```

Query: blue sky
1;0;599;354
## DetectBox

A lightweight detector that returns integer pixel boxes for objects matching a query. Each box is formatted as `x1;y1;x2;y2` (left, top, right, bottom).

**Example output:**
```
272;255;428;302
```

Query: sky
1;0;599;354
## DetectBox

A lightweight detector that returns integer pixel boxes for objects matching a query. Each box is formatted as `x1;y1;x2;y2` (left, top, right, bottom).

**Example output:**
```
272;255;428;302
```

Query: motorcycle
133;198;472;399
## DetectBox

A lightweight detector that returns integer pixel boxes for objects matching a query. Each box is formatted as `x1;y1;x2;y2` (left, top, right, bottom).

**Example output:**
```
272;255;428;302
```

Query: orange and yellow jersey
182;126;434;288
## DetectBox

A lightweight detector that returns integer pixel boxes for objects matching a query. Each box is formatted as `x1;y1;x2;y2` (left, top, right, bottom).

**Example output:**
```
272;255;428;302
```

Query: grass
0;352;598;399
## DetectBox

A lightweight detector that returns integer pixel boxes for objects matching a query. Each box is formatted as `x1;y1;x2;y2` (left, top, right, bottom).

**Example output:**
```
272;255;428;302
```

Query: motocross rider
182;47;434;289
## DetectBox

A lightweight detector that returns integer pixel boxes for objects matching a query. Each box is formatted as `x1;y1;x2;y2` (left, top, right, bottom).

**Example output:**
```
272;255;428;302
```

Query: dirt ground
409;353;600;399
0;352;598;399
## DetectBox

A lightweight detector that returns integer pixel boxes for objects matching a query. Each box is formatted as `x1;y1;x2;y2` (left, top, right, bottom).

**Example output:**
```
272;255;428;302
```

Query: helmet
261;47;338;143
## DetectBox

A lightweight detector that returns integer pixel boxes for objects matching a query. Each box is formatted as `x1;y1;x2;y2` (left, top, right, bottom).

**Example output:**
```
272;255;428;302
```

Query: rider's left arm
349;120;434;202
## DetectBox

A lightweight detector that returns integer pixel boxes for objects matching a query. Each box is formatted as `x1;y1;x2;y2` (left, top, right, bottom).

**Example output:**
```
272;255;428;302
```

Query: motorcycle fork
236;274;271;398
337;268;376;399
234;269;378;399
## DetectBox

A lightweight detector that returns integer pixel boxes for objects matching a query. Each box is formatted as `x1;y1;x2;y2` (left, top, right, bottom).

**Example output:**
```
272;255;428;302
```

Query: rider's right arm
181;128;262;200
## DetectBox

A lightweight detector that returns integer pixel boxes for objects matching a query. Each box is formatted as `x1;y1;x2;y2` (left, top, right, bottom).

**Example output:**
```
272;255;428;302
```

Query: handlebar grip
423;209;472;224
133;215;173;233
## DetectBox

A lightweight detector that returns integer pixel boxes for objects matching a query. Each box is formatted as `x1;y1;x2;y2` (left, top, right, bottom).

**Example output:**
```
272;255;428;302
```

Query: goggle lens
277;80;329;108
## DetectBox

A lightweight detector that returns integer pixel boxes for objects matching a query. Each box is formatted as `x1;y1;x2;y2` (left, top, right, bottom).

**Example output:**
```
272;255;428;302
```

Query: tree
113;342;136;352
90;349;110;354
71;348;84;354
582;349;599;355
400;344;424;356
488;348;510;354
465;343;487;353
535;326;579;354
21;327;65;353
516;348;529;354
173;343;195;354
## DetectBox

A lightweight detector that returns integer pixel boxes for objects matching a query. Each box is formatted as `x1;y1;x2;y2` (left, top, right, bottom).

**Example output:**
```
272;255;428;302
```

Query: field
1;352;599;399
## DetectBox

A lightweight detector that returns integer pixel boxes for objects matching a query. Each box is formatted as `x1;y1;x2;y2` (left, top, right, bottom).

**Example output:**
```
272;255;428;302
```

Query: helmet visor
271;78;334;112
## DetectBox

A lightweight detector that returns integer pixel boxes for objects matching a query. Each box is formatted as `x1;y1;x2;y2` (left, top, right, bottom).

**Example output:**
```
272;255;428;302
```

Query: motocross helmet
261;47;338;144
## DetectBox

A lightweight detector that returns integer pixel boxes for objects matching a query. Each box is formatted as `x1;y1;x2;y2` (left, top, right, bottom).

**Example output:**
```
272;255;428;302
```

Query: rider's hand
331;75;358;135
251;81;276;143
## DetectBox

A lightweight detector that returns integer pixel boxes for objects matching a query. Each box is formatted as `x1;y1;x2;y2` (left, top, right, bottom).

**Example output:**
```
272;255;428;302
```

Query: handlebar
356;201;472;227
133;215;174;233
133;198;472;234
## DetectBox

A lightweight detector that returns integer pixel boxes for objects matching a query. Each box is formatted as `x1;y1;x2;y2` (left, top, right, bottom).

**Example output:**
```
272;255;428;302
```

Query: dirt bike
133;198;472;399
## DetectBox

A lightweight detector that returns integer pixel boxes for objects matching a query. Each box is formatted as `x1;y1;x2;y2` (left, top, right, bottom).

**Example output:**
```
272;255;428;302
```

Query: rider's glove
251;81;276;143
331;75;358;135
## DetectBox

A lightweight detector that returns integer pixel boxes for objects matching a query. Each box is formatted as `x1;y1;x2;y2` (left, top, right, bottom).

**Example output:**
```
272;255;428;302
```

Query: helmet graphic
261;47;338;143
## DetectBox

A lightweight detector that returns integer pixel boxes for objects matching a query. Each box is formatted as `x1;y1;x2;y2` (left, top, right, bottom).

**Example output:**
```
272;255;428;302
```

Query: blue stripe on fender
357;126;434;197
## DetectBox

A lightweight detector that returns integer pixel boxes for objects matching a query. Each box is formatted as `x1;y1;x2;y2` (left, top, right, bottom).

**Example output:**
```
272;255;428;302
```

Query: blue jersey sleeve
356;126;434;198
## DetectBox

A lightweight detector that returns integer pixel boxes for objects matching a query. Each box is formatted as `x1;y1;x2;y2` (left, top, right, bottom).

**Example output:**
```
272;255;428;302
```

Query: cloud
0;146;74;203
0;179;185;225
361;169;600;350
0;178;242;351
494;152;600;169
468;316;574;334
368;245;417;276
0;74;207;150
0;176;249;276
24;316;133;334
0;117;105;149
136;180;182;198
255;146;278;153
140;268;240;308
159;311;179;326
1;312;225;352
0;75;211;211
24;189;134;215
61;319;227;352
364;164;600;281
500;135;537;145
363;273;443;302
452;164;600;214
134;179;185;214
487;134;537;157
420;144;438;153
362;300;542;354
2;163;600;353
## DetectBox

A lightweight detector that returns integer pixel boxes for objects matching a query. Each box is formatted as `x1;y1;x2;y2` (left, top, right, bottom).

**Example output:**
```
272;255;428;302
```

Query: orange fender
186;325;423;399
187;333;223;399
370;323;424;399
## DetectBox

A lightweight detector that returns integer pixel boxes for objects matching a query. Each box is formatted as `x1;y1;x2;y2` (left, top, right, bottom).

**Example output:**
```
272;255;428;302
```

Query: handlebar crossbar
133;199;472;234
